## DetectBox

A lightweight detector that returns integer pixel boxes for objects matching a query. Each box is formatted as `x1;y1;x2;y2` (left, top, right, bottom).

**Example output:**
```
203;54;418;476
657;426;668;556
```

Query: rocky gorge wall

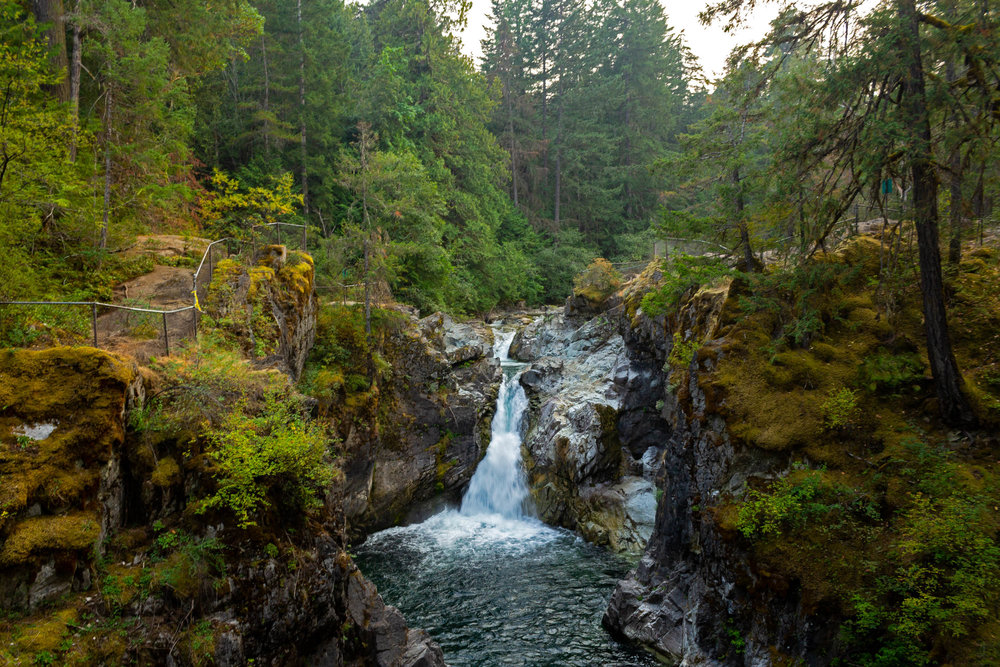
511;307;662;554
509;265;842;664
0;248;447;666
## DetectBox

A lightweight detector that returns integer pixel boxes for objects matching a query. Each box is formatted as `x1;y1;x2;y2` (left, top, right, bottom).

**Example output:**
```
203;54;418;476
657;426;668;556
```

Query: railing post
162;312;169;356
191;274;199;338
91;303;98;347
302;224;307;252
273;224;279;246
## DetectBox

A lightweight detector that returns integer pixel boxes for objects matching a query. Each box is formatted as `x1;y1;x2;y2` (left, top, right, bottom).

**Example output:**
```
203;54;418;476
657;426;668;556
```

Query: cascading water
459;330;530;519
354;325;655;667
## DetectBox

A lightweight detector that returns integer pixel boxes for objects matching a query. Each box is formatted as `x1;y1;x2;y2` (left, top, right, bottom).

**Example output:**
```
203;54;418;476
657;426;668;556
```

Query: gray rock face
603;283;839;665
516;308;663;554
222;537;445;667
341;312;500;537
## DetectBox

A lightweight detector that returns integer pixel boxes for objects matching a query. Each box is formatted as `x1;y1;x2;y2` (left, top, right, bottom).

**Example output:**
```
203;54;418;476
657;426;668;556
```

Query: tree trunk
733;166;757;272
945;57;964;265
261;34;270;156
898;0;976;426
947;147;965;265
100;89;112;250
297;0;309;216
32;0;70;102
68;0;81;161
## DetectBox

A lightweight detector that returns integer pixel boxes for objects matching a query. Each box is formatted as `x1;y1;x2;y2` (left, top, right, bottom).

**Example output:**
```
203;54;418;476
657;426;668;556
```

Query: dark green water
355;512;657;667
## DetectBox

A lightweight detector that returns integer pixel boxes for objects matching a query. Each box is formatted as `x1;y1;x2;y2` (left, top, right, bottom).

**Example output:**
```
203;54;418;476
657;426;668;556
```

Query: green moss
0;513;100;565
150;457;181;487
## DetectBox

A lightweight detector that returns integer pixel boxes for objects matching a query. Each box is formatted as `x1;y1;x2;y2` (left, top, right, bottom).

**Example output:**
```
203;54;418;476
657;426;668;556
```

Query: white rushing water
459;330;531;519
355;329;655;666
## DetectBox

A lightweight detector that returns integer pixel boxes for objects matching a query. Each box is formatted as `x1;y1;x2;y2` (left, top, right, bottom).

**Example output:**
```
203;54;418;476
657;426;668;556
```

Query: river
355;330;656;666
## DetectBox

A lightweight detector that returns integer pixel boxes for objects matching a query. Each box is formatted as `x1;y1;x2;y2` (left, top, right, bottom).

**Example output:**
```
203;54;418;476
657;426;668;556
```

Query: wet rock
517;305;663;555
603;280;838;665
342;312;501;538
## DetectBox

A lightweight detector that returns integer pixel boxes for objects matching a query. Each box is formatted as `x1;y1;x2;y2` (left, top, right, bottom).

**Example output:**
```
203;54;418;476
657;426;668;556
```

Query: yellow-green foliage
151;457;181;487
821;388;859;429
200;392;334;528
667;332;701;370
299;304;398;416
573;258;622;303
199;170;303;237
0;513;100;565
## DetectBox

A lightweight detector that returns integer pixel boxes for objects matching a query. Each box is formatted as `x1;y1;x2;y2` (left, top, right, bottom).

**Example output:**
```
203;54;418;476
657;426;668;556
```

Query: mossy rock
0;348;137;520
0;512;100;565
151;457;182;487
811;342;847;363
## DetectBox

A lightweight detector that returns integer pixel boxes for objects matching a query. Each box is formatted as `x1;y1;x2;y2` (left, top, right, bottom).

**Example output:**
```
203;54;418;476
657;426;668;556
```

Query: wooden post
162;312;169;356
302;224;307;251
273;224;279;246
91;303;98;347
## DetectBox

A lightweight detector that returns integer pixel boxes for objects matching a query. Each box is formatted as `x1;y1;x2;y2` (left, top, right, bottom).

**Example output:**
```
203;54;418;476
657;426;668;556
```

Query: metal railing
0;223;313;356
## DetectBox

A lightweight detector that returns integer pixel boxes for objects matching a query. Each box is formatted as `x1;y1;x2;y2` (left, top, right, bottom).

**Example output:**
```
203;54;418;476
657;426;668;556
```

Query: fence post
91;303;98;347
302;224;307;252
273;224;279;246
191;274;199;338
208;246;213;283
162;312;169;356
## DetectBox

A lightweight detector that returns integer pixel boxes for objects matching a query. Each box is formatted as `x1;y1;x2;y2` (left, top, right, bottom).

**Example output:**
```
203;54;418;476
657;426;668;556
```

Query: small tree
572;257;622;303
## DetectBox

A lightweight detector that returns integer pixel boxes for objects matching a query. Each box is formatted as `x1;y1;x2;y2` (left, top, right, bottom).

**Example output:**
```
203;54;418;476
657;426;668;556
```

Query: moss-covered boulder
0;347;142;612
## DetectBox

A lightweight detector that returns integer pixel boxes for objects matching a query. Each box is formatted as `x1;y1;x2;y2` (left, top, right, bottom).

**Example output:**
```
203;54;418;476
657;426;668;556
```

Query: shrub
200;393;335;528
821;387;859;429
640;253;731;316
858;351;924;394
573;258;621;303
736;472;822;539
667;332;701;371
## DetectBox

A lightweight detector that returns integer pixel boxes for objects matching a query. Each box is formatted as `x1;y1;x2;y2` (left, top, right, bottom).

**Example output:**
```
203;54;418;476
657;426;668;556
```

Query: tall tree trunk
945;55;965;265
898;0;976;426
100;89;112;250
297;0;309;216
68;0;81;161
32;0;70;102
261;34;270;156
947;146;965;265
733;166;755;272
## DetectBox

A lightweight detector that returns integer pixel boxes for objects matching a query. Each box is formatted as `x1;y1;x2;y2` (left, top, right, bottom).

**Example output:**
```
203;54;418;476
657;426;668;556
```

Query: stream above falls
354;329;656;666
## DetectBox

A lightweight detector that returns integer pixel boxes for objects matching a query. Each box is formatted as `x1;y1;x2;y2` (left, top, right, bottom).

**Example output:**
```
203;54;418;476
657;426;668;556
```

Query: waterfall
459;329;530;519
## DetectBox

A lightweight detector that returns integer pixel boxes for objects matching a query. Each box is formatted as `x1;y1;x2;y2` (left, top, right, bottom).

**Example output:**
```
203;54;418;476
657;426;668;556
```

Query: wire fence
0;222;311;357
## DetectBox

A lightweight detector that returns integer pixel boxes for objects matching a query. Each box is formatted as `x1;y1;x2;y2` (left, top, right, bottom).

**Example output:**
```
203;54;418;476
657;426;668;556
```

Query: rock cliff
512;304;663;554
0;346;444;666
324;310;500;538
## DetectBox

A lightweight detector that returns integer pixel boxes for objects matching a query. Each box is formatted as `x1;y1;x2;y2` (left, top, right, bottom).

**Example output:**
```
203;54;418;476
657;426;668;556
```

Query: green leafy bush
821;387;859;429
200;393;334;528
736;472;822;539
640;253;731;316
858;351;925;393
667;332;701;370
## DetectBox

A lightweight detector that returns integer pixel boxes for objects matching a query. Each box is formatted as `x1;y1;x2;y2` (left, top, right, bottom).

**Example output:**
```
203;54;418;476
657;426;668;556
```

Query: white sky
457;0;782;81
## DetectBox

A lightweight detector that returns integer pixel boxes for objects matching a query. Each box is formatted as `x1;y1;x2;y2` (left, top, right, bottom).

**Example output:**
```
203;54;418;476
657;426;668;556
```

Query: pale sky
457;0;782;81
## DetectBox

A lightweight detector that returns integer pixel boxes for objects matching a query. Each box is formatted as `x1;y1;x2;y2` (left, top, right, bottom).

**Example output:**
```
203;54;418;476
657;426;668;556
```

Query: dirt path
96;235;213;360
